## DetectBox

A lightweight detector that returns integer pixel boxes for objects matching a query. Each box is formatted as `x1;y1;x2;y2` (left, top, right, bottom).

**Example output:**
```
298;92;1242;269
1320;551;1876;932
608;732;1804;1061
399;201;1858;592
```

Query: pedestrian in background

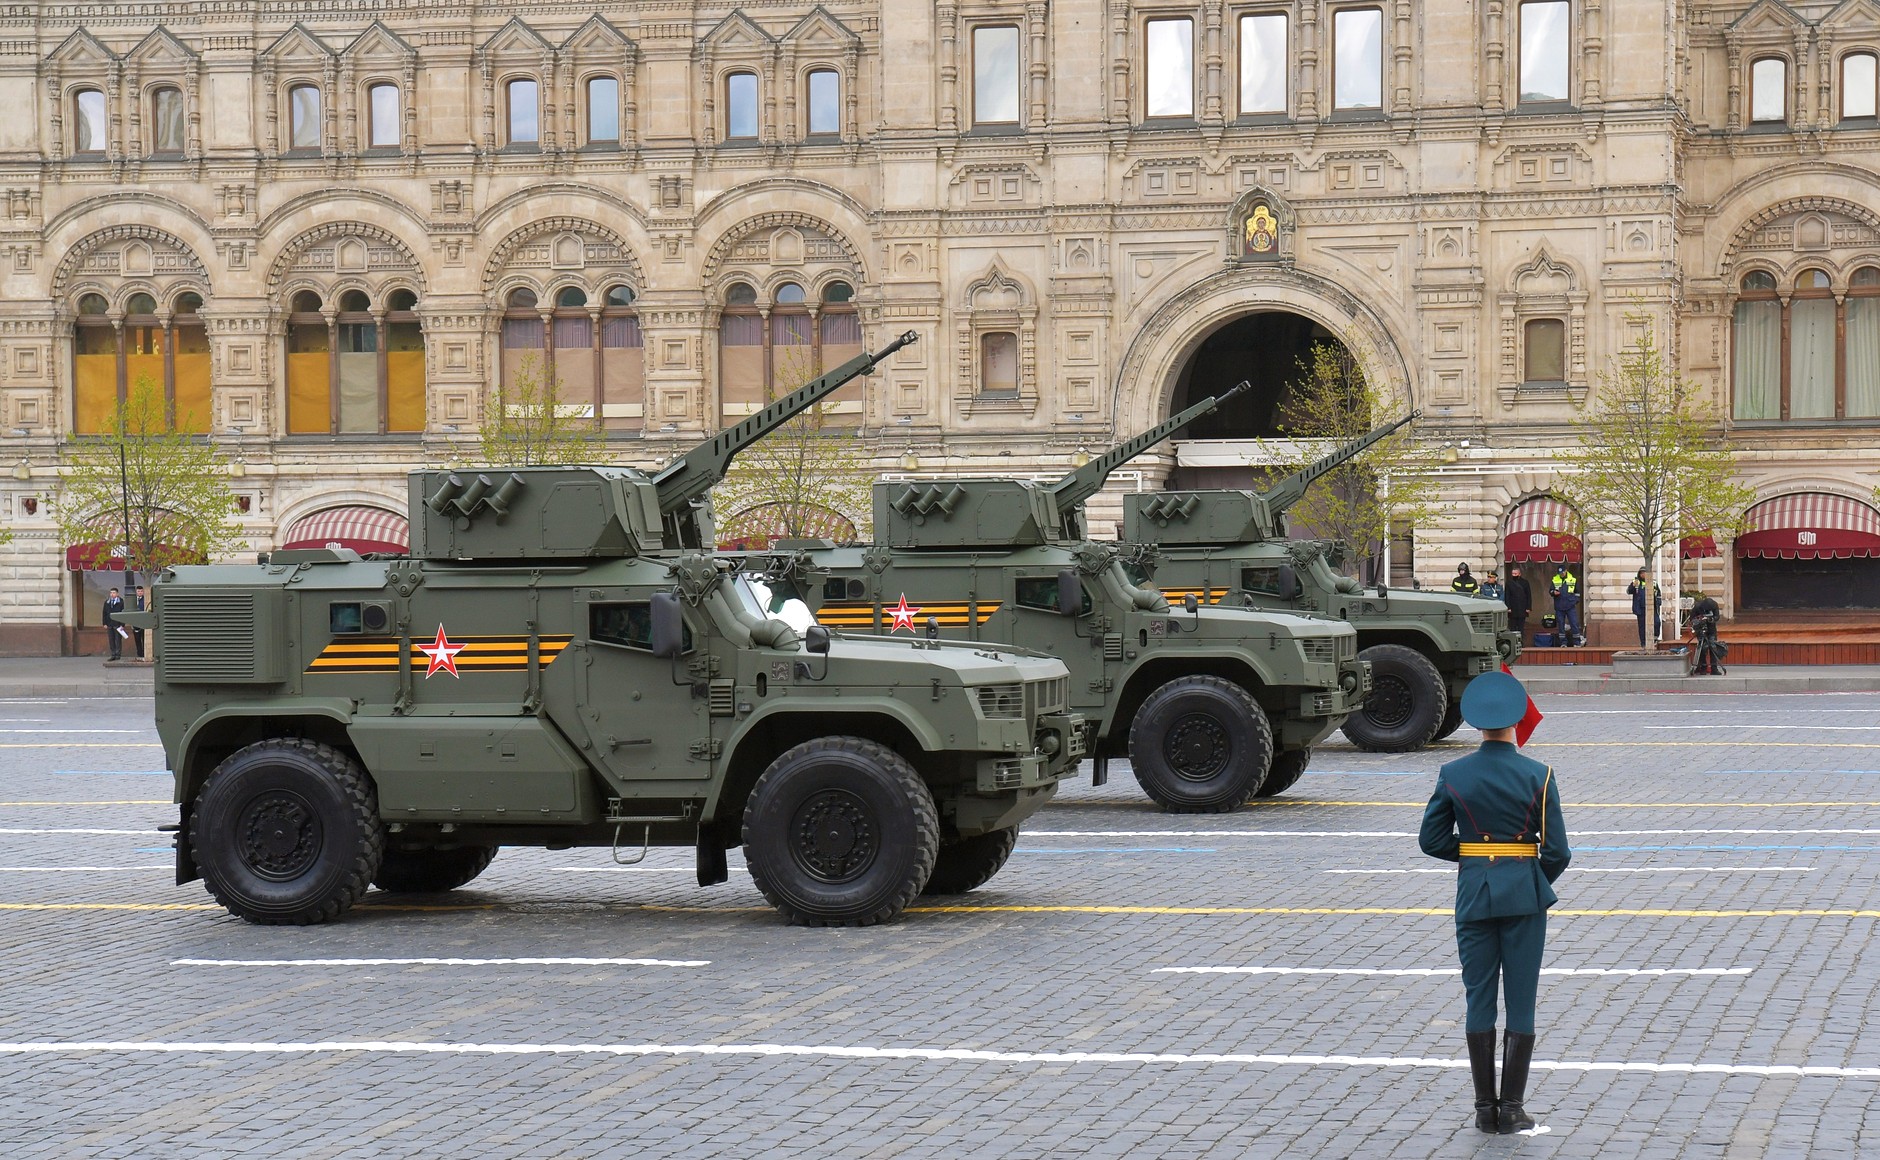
1549;564;1581;646
132;585;149;660
1480;571;1505;602
1421;670;1571;1134
1451;563;1479;596
1504;566;1532;642
1626;569;1662;649
101;586;125;661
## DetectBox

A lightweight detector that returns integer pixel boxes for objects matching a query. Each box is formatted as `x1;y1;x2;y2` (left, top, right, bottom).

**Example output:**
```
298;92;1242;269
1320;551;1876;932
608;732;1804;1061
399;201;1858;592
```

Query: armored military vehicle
761;384;1368;813
1122;416;1521;757
136;335;1087;928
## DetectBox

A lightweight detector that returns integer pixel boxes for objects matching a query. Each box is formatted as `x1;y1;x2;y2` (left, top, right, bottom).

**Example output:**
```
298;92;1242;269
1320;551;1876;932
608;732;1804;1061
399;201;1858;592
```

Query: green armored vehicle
137;335;1087;928
761;385;1368;813
1124;416;1521;753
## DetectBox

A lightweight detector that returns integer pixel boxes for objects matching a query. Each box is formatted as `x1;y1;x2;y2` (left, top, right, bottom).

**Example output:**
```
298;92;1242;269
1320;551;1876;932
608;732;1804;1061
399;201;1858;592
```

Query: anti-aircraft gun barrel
1255;409;1421;517
1049;379;1252;518
651;330;918;517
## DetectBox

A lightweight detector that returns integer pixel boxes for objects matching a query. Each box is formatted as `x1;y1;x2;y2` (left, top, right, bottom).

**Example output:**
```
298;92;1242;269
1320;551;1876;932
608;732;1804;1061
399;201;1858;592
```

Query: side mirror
1056;569;1083;617
1276;565;1305;601
1183;593;1199;614
650;592;685;659
804;624;832;655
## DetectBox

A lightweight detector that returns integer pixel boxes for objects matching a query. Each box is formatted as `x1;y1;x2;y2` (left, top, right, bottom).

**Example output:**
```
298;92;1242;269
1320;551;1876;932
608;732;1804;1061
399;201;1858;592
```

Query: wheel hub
236;790;322;881
790;789;878;883
1165;713;1231;782
1366;674;1414;729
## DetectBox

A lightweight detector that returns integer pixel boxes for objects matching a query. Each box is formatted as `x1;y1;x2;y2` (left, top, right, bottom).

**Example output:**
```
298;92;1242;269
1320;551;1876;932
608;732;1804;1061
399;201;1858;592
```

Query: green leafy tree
54;375;244;582
1274;339;1439;572
713;344;874;548
1549;323;1755;573
479;351;605;467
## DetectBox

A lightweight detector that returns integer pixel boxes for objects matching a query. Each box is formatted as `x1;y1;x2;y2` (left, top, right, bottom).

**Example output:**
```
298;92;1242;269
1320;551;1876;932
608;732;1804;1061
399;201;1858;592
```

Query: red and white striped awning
280;506;409;557
1502;497;1583;563
1737;493;1880;560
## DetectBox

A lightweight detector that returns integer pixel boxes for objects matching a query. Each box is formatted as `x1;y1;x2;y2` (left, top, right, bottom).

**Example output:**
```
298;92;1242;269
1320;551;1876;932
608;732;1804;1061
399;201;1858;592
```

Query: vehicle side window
1014;576;1092;614
590;601;691;652
823;578;848;601
1242;566;1284;595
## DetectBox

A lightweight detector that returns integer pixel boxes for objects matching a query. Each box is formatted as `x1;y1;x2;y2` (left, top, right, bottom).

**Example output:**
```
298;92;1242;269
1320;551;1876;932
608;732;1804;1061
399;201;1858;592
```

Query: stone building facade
1;0;1878;653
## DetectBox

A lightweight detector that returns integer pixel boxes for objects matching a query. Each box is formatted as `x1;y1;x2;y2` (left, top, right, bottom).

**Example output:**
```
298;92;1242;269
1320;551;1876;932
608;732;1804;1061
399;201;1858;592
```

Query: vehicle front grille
159;592;264;683
1310;692;1338;715
1301;638;1337;663
1027;675;1069;716
1339;634;1356;660
977;684;1025;719
1469;612;1504;636
990;759;1025;789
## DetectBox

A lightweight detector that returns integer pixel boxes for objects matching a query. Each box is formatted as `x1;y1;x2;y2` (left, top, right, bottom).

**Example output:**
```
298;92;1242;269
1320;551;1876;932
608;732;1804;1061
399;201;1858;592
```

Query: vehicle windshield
740;575;814;631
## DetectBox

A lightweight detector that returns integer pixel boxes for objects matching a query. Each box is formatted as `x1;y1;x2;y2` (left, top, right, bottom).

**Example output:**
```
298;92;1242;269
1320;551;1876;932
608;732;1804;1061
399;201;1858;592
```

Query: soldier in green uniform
1419;670;1570;1134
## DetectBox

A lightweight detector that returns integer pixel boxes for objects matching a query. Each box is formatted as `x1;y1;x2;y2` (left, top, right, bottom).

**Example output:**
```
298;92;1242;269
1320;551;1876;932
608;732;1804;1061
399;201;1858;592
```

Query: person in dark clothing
1480;571;1505;602
1452;563;1480;596
132;585;148;659
1504;567;1532;641
101;587;125;660
1626;569;1663;649
1549;564;1582;646
1688;592;1725;675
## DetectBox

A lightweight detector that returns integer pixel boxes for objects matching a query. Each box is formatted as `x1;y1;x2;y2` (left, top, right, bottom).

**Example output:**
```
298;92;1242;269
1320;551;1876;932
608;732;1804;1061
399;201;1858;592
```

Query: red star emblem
418;624;466;679
887;595;922;633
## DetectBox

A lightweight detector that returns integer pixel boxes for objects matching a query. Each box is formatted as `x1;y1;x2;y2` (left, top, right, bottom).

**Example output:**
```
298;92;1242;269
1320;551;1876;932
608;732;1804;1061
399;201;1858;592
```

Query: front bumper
1297;659;1372;719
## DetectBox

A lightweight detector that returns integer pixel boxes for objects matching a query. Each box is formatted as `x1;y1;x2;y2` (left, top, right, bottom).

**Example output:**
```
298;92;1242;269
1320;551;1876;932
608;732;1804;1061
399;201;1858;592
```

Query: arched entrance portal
1168;311;1350;444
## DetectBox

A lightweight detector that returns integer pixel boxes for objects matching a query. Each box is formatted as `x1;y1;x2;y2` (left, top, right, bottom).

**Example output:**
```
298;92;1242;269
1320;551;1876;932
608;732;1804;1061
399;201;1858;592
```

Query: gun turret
650;330;918;544
1051;380;1251;535
1256;410;1420;523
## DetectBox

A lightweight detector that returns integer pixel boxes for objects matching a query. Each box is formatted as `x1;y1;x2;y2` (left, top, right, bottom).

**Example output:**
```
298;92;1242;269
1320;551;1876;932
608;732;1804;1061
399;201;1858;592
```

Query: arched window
1843;53;1878;120
550;288;595;418
1791;269;1835;418
719;282;765;421
506;78;539;146
586;76;620;145
1733;271;1780;420
599;284;643;431
367;83;400;150
725;72;759;141
806;69;840;136
1851;267;1880;418
72;89;107;155
819;282;865;423
288;84;321;151
771;283;813;398
71;290;213;435
500;287;547;406
150;87;185;155
1750;58;1787;124
285;288;425;435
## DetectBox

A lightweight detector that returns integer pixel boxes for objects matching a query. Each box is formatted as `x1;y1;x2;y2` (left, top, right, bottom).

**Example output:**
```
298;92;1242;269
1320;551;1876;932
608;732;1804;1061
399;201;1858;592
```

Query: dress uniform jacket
1419;741;1571;918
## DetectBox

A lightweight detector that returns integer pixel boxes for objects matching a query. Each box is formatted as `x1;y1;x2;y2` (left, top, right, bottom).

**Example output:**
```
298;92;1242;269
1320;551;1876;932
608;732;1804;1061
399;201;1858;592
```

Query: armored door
1007;572;1109;710
563;591;713;791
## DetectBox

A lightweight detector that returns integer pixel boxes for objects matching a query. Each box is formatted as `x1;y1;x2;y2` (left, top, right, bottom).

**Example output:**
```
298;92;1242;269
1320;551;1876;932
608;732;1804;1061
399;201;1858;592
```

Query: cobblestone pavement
2;692;1878;1158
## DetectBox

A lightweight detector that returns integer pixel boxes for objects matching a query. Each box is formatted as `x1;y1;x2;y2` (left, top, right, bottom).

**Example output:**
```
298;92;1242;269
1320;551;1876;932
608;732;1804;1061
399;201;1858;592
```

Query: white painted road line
0;1040;1864;1078
1325;866;1815;875
0;729;153;734
172;957;710;968
1154;967;1753;977
0;828;158;835
0;866;168;872
555;867;700;874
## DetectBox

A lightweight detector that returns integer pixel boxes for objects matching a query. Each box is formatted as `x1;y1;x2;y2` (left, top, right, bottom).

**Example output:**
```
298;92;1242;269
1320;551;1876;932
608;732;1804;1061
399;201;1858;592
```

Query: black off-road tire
1342;645;1447;753
373;845;499;894
742;736;940;926
1129;676;1274;813
1432;697;1466;742
921;827;1020;895
189;738;384;925
1251;747;1311;799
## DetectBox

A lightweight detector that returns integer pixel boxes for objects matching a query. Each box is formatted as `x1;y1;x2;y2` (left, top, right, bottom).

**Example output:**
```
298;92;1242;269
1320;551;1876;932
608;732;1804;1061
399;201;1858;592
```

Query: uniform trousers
1456;911;1547;1034
1555;600;1581;642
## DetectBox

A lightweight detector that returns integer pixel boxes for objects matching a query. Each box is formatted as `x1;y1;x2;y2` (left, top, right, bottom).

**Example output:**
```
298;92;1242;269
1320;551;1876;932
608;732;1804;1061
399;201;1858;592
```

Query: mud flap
1091;755;1109;787
163;806;200;885
696;832;728;887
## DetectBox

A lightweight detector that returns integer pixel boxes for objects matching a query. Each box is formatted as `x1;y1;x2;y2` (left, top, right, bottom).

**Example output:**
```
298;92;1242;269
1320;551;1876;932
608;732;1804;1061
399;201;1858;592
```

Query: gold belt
1459;842;1539;859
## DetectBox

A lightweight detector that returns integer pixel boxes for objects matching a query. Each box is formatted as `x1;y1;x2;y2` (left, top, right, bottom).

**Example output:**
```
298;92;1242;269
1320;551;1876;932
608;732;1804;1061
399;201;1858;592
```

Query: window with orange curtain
719;282;764;422
286;290;332;434
599;284;643;432
551;286;595;417
819;281;864;426
385;289;425;432
72;293;116;434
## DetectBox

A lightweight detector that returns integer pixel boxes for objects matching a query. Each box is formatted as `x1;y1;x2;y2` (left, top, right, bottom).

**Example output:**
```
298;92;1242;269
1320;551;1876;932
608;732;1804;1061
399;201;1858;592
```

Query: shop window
1238;14;1287;116
587;77;620;144
1518;2;1570;104
367;84;400;149
286;289;425;435
288;84;321;151
1332;8;1383;111
807;69;840;136
73;89;107;154
725;72;759;140
1523;318;1566;385
71;290;213;435
1733;272;1780;421
1790;269;1835;419
1145;18;1195;119
1844;53;1878;120
973;26;1020;126
151;87;185;155
1750;58;1787;124
507;78;539;145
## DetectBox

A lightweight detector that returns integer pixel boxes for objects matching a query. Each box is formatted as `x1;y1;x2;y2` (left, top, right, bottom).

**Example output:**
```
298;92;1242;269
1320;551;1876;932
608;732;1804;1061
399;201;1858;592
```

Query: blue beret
1460;670;1529;730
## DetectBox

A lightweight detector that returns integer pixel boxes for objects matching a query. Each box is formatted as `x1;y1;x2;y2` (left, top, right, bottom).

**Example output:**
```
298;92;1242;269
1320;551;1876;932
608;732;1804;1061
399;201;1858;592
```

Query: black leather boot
1466;1031;1499;1132
1498;1031;1537;1134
